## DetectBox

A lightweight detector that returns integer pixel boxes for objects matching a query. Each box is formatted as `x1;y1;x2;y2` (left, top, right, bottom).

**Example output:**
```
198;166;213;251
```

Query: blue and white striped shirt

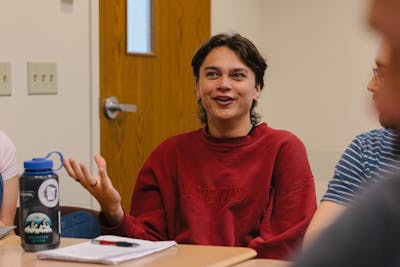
322;128;400;206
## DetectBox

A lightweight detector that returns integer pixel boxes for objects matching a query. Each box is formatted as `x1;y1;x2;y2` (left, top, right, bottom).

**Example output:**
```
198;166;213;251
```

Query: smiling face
195;46;261;135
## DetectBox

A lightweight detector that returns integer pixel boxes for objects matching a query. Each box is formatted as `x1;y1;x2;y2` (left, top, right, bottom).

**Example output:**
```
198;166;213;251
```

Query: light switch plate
28;62;57;95
0;62;11;96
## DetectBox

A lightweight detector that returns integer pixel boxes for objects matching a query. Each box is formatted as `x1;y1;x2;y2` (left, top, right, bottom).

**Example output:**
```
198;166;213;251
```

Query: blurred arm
302;200;346;249
0;175;18;226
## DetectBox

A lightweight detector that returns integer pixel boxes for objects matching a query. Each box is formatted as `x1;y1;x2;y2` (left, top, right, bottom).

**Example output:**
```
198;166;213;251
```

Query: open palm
64;154;124;225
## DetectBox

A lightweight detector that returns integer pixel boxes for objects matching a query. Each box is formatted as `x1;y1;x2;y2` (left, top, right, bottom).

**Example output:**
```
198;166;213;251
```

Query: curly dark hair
191;33;268;125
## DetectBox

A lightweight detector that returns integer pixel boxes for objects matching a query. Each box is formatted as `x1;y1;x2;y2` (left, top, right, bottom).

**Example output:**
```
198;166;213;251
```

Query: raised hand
64;154;124;225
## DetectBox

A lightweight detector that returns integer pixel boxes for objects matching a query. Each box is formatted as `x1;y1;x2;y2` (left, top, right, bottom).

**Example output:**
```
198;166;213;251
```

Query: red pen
91;239;139;247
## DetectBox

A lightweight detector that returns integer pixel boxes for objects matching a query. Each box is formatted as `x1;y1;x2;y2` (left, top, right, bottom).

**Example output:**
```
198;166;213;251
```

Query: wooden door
100;0;210;211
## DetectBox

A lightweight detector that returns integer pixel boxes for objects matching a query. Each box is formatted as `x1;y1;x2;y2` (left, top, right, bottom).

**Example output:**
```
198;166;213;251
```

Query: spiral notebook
36;235;177;265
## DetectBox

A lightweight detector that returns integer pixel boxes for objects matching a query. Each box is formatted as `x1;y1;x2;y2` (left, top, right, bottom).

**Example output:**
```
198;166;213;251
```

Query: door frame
89;0;100;209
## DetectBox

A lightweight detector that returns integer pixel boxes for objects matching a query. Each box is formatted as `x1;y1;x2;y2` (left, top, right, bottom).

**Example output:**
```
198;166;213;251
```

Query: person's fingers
78;162;95;187
69;160;85;187
80;163;99;189
94;154;106;169
63;158;74;176
98;165;111;189
92;155;123;222
64;158;80;181
73;162;103;204
94;154;113;187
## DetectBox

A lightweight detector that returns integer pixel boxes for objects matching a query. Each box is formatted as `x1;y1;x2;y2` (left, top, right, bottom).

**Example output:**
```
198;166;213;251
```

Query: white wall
0;0;380;208
0;0;97;208
211;0;265;52
212;0;379;200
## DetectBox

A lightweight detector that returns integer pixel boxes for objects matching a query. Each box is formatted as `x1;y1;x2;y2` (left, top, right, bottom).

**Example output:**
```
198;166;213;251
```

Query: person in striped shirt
292;2;400;266
303;38;400;247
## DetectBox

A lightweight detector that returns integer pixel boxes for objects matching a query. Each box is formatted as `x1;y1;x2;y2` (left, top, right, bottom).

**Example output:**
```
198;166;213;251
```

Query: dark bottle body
19;171;60;252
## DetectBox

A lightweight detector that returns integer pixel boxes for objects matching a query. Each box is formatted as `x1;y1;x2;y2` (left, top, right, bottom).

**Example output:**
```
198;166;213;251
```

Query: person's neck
207;121;254;138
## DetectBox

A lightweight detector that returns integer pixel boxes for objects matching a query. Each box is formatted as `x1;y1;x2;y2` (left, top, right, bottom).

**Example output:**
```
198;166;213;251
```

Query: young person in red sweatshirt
64;33;317;259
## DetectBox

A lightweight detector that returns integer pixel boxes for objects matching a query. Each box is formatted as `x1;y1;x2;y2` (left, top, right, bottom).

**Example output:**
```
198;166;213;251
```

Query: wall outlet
28;62;57;95
0;62;11;96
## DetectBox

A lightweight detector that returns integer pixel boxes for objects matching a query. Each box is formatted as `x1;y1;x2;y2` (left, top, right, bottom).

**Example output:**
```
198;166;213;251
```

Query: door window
127;0;152;54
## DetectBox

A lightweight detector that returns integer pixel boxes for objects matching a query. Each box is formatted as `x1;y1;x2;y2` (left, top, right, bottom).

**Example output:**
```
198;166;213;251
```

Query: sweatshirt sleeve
248;134;317;259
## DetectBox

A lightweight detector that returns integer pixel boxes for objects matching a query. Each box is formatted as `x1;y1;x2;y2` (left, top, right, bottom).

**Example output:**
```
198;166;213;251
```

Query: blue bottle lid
23;151;64;175
24;158;53;170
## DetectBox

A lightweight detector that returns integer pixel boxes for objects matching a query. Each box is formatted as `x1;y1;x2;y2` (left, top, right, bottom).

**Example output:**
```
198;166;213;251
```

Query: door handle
104;96;137;119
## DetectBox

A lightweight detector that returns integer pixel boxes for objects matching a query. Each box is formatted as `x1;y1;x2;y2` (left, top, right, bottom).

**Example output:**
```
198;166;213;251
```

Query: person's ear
253;85;261;100
195;83;201;98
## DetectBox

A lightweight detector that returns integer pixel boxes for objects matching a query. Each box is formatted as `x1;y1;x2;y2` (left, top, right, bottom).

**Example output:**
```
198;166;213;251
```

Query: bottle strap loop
44;151;64;172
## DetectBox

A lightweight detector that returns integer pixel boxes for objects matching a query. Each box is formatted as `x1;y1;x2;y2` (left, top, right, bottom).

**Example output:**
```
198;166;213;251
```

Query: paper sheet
36;235;177;265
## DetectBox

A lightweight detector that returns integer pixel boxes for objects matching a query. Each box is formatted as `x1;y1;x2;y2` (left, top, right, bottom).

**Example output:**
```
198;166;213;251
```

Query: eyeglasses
372;67;384;81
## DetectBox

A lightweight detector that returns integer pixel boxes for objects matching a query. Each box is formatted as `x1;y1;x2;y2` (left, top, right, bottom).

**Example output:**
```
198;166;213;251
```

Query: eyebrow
203;66;249;73
203;66;219;71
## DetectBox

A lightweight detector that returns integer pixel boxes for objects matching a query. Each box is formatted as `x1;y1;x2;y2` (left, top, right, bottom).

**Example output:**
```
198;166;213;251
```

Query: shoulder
346;128;398;152
353;128;390;143
0;130;19;180
146;129;203;159
336;129;387;165
0;130;17;157
0;130;15;149
140;129;204;171
253;124;310;166
158;128;202;147
257;123;306;148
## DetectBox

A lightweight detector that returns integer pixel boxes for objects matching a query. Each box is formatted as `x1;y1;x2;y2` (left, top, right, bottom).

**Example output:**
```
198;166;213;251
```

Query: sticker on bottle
24;212;54;244
38;179;59;208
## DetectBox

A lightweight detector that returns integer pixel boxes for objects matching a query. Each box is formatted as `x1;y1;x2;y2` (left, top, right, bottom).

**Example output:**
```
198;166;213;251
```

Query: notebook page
36;235;177;265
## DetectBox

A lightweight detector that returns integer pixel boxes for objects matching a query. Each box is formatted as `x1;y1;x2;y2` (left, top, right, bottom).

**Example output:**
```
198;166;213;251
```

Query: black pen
91;239;139;247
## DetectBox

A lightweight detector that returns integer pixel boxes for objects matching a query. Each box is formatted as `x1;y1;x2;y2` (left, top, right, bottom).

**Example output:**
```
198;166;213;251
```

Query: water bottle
19;151;63;252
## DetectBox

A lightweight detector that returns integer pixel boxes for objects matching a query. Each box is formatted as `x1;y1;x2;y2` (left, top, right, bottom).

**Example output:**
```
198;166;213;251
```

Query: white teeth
215;97;232;101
